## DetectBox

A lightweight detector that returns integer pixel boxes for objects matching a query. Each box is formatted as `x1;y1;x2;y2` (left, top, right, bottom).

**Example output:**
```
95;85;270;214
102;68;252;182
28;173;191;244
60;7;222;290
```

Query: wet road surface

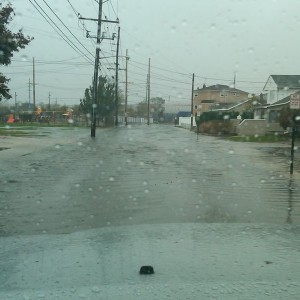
1;125;300;236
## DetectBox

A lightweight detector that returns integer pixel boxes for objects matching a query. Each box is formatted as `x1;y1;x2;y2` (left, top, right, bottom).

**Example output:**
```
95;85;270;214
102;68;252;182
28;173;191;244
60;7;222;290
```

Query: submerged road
1;125;300;236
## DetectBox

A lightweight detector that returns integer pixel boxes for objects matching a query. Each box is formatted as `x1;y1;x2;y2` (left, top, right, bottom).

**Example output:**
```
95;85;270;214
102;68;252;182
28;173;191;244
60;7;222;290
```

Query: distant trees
150;97;165;122
133;97;166;122
0;4;33;101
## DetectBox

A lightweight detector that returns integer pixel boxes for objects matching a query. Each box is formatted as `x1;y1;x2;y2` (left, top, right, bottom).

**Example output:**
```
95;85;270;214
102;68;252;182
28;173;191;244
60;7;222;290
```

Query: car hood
1;223;300;299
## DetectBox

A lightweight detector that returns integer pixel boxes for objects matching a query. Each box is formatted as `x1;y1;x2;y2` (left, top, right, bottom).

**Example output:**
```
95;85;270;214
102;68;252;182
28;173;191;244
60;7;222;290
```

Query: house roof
211;99;260;112
177;111;190;117
195;84;248;94
270;75;300;89
255;91;300;109
201;100;215;104
210;102;236;110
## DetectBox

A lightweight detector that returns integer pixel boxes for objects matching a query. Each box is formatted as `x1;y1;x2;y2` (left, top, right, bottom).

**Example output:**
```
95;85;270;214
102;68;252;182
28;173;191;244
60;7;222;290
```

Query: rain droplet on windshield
21;54;28;61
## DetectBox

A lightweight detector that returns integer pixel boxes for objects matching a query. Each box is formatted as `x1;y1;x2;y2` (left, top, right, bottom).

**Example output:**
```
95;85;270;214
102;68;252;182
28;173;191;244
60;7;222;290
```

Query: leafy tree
0;3;33;101
79;86;93;115
79;76;119;126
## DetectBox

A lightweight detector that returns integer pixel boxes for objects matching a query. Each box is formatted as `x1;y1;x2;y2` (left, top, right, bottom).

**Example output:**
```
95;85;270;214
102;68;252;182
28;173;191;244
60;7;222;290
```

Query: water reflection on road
0;125;300;236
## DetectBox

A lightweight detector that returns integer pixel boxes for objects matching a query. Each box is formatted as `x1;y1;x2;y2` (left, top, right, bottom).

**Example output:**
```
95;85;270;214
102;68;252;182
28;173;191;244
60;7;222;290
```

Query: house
254;95;291;122
210;98;262;114
262;75;300;104
193;84;249;115
249;92;300;135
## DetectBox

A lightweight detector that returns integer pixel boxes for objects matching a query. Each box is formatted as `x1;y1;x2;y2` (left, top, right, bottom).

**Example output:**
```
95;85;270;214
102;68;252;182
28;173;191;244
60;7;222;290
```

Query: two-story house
262;75;300;104
193;84;249;115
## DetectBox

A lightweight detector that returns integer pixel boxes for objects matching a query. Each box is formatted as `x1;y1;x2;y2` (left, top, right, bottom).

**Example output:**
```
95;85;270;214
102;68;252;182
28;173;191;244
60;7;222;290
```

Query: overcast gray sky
3;0;300;107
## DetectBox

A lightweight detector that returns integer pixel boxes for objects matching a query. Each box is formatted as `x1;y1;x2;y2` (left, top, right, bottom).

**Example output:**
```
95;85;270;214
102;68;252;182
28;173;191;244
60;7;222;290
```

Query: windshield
1;0;300;299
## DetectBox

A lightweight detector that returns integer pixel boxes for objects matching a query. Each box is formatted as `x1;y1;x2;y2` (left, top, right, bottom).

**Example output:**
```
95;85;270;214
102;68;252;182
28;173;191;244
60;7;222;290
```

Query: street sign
290;94;300;109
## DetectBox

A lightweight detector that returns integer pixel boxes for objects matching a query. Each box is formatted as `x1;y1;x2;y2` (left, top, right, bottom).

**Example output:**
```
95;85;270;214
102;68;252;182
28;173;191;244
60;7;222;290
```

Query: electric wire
28;0;93;64
42;0;94;58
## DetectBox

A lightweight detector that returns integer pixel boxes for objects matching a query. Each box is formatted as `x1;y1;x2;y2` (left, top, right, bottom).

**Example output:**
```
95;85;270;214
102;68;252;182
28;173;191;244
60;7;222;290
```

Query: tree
79;76;119;126
136;101;148;117
79;86;93;115
0;4;33;101
135;97;166;121
278;106;300;130
150;97;165;122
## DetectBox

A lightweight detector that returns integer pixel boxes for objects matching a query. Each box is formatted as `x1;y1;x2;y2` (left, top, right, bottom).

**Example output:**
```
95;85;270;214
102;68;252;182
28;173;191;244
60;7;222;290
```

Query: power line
28;0;93;64
130;59;191;77
42;0;94;58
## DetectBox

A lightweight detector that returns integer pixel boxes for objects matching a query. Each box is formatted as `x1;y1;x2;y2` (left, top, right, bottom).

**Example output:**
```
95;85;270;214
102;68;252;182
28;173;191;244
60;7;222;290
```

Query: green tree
79;86;93;115
0;3;33;101
79;76;119;126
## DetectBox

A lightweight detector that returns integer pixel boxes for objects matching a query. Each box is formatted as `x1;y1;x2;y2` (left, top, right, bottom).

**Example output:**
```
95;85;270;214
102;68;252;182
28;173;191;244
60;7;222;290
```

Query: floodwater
1;125;300;299
0;125;300;236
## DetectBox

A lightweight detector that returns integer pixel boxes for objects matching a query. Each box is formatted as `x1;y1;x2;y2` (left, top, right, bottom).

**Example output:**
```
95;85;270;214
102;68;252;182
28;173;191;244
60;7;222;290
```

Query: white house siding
263;76;300;104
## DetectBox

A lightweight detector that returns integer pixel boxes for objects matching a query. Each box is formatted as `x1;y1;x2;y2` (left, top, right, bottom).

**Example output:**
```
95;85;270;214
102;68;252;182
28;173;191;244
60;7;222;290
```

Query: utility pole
190;73;195;130
114;26;120;126
90;0;103;137
147;58;151;125
125;49;129;126
79;1;119;137
48;92;51;110
233;72;236;89
32;57;36;110
28;78;31;110
14;92;17;118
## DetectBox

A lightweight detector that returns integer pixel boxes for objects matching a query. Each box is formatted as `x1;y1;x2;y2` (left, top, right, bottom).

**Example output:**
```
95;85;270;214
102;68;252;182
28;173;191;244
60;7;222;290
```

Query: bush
196;111;240;125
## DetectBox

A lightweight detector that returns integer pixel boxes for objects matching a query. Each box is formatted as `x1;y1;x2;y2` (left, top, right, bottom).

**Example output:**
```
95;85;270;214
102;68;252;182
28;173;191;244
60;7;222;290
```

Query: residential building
210;98;261;114
254;94;292;122
193;84;249;115
262;75;300;104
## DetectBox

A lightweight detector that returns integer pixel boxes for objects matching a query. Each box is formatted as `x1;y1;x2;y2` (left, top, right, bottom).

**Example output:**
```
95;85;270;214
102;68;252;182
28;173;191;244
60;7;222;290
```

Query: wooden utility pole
114;26;120;126
147;58;151;125
80;1;119;136
91;0;103;137
190;73;195;130
125;49;129;126
14;92;17;117
32;57;36;109
28;78;31;109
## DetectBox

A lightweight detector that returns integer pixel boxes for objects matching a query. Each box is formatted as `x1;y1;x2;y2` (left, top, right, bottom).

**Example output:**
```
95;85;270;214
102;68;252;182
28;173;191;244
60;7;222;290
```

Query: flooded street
1;125;300;236
2;125;300;299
